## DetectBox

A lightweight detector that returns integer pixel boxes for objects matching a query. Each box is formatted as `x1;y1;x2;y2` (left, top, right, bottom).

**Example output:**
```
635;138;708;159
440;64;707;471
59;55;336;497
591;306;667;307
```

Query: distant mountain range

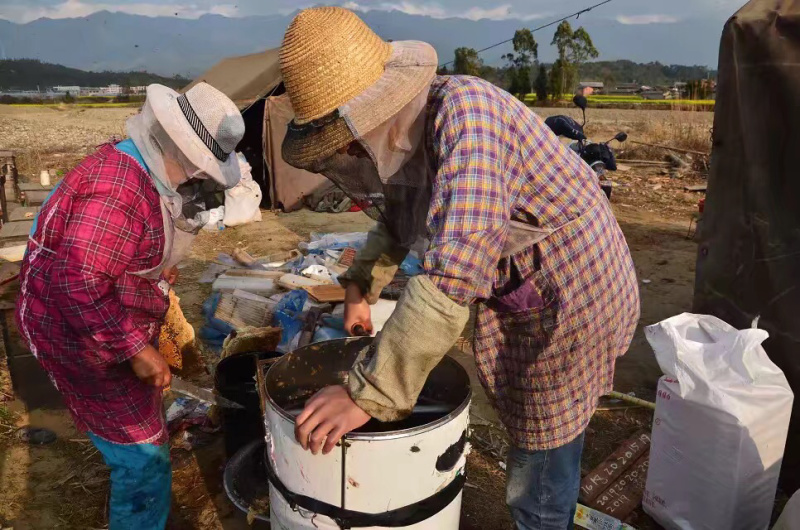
0;59;189;91
0;10;724;78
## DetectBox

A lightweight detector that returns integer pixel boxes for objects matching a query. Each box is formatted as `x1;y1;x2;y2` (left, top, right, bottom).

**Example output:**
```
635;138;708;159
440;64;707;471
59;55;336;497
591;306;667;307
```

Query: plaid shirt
16;144;169;445
424;77;640;450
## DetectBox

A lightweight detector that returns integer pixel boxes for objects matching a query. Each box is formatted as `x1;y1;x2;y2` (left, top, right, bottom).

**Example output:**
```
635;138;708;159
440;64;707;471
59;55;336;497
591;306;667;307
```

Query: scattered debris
337;247;357;268
277;273;326;290
172;429;215;451
165;397;213;434
256;249;303;270
232;248;259;268
305;284;346;303
575;503;639;530
198;262;232;284
214;290;276;330
0;244;28;263
15;426;57;445
684;184;707;192
201;206;225;231
301;264;335;283
299;232;368;253
212;274;278;294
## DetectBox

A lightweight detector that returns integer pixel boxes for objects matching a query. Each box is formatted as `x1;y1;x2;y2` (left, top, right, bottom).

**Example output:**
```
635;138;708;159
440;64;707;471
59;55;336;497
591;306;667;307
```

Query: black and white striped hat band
177;94;229;162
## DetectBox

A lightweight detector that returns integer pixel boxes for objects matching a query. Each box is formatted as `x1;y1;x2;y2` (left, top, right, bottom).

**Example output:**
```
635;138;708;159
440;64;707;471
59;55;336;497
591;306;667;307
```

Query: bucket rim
264;337;472;440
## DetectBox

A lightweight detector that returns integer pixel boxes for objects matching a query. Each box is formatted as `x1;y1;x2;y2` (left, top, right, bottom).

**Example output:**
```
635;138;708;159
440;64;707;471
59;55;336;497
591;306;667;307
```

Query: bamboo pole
605;391;657;410
629;140;709;157
617;159;671;165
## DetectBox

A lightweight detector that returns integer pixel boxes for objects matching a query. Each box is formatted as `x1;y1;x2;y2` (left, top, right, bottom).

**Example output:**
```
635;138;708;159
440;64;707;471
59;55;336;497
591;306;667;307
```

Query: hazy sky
0;0;748;24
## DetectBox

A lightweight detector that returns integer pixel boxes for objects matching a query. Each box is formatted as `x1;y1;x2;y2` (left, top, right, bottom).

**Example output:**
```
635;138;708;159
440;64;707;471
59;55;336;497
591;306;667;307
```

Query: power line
439;0;616;68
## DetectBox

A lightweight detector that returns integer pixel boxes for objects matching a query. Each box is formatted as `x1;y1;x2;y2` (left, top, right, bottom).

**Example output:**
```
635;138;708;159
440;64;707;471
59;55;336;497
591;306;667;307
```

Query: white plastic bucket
263;337;471;529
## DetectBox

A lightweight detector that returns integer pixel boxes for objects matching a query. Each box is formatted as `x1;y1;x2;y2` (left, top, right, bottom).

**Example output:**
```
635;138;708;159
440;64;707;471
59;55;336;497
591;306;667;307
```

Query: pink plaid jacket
16;144;170;445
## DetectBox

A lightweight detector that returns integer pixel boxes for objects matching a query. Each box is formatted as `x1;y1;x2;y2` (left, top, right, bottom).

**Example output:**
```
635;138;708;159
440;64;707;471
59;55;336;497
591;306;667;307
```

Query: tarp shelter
184;49;328;211
263;93;329;211
694;0;800;494
184;48;282;104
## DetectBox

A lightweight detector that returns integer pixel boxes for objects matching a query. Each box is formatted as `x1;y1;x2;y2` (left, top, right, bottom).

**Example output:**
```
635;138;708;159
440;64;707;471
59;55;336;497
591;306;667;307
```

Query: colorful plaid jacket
16;144;169;445
424;76;640;450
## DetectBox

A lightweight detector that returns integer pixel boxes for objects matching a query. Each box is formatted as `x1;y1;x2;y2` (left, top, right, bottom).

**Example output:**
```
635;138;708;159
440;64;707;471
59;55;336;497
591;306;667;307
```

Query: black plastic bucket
223;439;270;526
214;351;281;458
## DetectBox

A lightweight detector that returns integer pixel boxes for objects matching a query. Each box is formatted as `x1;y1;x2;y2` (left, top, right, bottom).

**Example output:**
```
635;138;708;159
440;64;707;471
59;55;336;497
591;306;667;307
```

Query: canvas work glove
338;222;409;304
348;275;470;421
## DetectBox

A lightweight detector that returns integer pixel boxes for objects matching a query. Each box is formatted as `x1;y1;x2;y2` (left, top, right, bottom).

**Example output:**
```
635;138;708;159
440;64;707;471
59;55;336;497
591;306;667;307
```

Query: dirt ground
0;104;710;529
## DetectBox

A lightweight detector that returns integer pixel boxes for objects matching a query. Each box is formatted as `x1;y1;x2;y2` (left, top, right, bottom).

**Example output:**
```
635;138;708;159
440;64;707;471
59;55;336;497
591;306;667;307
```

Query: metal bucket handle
263;447;466;529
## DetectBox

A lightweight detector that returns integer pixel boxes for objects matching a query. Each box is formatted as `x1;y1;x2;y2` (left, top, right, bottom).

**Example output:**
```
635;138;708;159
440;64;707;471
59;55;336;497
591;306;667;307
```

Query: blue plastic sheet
301;233;368;254
198;292;234;350
273;290;308;351
312;315;349;343
400;254;424;276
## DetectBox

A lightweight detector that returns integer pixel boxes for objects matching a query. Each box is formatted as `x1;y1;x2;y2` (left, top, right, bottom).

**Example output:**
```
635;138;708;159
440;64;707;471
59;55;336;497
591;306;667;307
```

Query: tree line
0;59;190;91
441;22;715;101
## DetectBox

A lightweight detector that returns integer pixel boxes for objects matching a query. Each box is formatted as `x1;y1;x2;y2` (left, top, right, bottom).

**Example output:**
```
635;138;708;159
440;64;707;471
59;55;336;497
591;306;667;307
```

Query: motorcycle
544;95;627;199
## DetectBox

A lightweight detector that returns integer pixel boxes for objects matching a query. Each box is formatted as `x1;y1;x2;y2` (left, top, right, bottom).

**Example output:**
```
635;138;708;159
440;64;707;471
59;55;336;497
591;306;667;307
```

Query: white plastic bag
202;206;224;231
774;490;800;530
223;153;262;227
301;265;335;284
643;313;794;530
370;299;398;335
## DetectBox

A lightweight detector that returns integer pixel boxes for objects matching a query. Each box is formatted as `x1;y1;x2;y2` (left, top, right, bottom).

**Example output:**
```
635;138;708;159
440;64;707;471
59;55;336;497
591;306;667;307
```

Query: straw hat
280;7;438;170
147;82;245;188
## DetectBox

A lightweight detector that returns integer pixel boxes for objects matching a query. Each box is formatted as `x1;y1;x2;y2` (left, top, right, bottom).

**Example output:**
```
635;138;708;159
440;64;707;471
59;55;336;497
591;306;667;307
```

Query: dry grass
461;450;514;530
14;149;85;182
0;353;12;409
0;105;135;181
0;405;19;439
625;112;712;170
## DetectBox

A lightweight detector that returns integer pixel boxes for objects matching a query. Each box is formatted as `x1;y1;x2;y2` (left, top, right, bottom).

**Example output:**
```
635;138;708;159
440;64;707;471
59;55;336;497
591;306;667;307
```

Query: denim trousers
506;431;585;530
88;433;172;530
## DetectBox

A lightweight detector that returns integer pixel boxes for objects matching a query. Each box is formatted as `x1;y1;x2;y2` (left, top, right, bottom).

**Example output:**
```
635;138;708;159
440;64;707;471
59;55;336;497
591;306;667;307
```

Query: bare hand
130;344;172;387
162;266;179;286
344;284;373;336
295;386;371;455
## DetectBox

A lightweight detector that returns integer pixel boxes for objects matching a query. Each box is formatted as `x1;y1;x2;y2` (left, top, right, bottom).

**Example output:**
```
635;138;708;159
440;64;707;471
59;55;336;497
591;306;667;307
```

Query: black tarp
694;0;800;494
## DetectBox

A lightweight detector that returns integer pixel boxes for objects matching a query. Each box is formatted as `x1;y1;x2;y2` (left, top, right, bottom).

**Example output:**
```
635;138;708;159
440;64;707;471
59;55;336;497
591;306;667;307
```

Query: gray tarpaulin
694;0;800;493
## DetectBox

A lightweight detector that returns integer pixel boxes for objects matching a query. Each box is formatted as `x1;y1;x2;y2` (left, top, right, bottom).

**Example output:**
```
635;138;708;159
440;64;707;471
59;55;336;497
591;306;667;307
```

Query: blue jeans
506;432;585;530
88;433;172;530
